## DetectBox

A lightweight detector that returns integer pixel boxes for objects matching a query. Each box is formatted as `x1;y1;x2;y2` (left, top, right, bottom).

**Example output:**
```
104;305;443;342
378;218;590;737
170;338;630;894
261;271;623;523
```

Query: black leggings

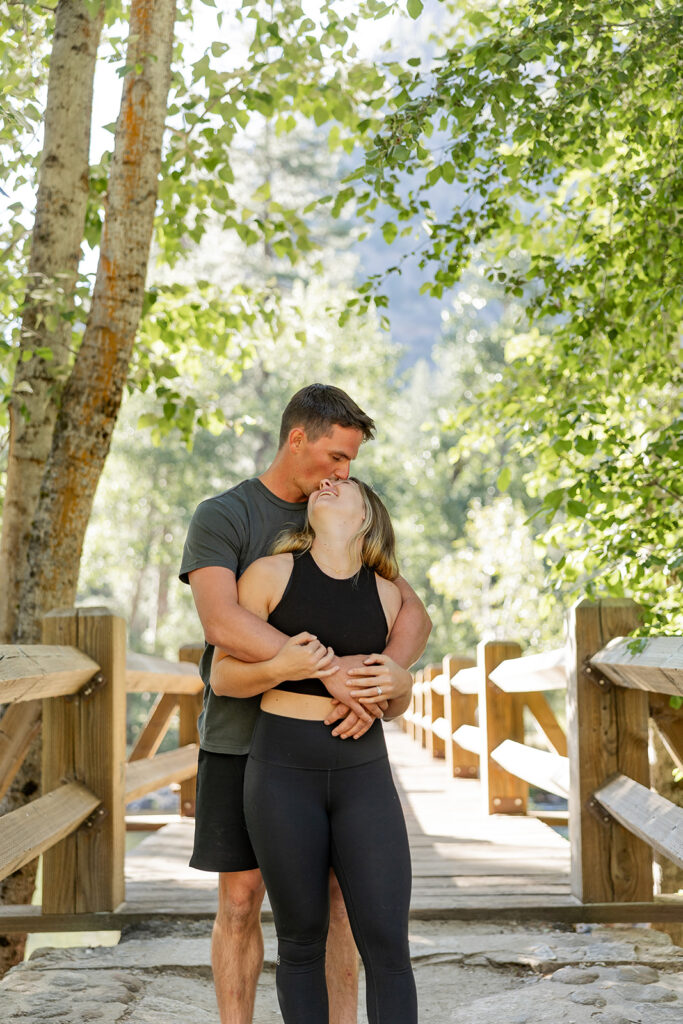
244;713;417;1024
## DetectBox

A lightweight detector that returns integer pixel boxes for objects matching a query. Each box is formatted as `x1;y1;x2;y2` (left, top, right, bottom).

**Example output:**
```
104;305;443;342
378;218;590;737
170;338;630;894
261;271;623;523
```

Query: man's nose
334;464;350;480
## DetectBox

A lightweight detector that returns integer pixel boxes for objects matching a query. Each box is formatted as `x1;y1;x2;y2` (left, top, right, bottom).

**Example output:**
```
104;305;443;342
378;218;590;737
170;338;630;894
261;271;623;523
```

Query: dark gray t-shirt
179;477;307;754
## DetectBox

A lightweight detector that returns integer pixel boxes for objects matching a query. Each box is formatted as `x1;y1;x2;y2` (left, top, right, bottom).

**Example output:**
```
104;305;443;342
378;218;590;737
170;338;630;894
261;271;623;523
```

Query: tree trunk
0;0;105;644
16;0;177;644
1;0;177;978
0;0;104;978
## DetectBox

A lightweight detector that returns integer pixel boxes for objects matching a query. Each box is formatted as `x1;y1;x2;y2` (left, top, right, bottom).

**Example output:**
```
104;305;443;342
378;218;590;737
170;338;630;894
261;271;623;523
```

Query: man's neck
258;457;307;504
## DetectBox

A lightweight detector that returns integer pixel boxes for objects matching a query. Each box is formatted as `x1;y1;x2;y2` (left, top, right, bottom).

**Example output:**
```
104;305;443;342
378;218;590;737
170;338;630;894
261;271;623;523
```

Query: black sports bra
267;551;389;697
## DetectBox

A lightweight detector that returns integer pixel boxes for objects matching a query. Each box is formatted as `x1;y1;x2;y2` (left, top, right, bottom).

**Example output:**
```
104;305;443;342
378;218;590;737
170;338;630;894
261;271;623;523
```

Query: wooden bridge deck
121;724;574;919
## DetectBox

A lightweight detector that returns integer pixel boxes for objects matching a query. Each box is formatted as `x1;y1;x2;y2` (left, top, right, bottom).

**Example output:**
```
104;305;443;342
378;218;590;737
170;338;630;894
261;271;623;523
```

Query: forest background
0;0;680;968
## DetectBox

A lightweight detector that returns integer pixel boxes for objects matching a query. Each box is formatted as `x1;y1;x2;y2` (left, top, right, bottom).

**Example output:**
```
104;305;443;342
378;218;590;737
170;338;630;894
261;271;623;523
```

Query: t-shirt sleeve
179;496;246;584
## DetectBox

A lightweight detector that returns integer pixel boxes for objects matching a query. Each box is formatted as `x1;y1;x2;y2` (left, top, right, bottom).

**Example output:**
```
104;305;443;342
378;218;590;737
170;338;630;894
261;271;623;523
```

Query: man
180;383;431;1024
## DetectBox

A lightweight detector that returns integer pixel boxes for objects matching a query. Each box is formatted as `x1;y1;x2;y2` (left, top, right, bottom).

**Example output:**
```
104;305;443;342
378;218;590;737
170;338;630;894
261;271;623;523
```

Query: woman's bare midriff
260;689;335;720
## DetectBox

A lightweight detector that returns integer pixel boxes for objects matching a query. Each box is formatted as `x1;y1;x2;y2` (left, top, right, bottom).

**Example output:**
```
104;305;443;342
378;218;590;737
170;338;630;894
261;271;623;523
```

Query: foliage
339;0;682;631
79;277;400;655
428;494;564;651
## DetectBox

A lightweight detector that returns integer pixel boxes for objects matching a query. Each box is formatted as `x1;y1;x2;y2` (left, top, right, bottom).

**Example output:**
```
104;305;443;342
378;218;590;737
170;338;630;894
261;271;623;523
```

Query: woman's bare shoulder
240;552;293;587
237;552;294;616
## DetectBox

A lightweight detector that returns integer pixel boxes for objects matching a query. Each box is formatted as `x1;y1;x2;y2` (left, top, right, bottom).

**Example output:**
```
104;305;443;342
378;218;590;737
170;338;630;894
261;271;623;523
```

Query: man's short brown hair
278;384;375;448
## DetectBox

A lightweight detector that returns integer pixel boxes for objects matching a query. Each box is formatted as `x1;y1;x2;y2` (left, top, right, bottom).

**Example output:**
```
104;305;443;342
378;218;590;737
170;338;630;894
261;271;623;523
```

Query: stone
551;966;600;984
529;944;557;960
570;990;607;1006
611;982;678;1003
616;964;660;984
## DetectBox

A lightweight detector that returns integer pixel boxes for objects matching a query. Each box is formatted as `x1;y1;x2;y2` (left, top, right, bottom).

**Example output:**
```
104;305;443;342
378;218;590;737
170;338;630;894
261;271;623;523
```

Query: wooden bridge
1;599;683;936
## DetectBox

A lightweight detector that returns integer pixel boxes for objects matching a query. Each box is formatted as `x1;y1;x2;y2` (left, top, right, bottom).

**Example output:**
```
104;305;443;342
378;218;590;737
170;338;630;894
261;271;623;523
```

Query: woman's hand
271;632;338;682
346;654;413;705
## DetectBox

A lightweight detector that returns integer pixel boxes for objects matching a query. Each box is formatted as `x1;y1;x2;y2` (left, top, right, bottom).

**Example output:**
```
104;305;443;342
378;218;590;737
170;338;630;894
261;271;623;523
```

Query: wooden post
477;640;527;815
567;598;652;903
443;654;477;779
178;643;203;817
41;608;126;913
423;664;444;758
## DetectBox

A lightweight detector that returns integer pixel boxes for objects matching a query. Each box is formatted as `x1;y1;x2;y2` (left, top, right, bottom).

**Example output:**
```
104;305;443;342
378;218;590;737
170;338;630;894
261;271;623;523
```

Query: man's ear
288;427;305;452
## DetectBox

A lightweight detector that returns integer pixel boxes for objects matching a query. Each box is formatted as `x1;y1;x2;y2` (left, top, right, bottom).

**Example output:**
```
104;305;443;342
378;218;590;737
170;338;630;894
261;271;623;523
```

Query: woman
210;476;418;1024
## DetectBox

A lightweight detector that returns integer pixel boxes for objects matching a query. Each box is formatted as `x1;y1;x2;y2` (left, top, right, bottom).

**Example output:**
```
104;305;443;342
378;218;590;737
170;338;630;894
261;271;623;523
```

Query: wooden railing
0;607;202;916
401;598;683;906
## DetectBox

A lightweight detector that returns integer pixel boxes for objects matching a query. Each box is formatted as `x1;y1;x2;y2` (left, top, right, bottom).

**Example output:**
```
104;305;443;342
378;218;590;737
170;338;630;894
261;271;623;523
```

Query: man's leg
326;869;359;1024
212;868;266;1024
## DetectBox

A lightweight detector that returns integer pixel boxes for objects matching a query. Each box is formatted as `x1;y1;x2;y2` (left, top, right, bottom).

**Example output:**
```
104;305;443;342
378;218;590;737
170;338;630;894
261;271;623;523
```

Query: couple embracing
180;383;431;1024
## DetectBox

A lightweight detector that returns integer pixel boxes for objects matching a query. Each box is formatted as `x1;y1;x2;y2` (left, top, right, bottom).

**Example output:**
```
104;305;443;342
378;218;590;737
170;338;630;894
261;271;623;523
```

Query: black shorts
189;748;258;873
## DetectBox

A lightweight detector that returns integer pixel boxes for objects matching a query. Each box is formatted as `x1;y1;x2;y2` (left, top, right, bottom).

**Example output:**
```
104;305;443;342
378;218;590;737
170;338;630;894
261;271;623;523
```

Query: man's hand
324;700;389;739
323;654;385;739
322;654;380;728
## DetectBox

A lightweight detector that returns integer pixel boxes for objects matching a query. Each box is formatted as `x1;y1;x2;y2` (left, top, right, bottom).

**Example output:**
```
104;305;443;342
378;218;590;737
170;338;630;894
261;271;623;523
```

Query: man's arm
383;575;432;670
189;566;287;662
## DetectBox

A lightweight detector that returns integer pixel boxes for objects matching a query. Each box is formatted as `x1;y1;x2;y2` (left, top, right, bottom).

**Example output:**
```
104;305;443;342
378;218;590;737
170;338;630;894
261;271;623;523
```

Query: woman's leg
244;757;331;1024
329;758;417;1024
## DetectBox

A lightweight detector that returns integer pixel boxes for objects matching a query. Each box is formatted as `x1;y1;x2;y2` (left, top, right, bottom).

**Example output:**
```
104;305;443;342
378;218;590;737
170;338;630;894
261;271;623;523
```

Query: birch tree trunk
1;0;177;977
16;0;177;644
0;0;105;644
0;0;104;977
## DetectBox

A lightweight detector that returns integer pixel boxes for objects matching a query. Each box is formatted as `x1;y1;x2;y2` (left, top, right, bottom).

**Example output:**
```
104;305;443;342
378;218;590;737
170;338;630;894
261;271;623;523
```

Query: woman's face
307;478;366;534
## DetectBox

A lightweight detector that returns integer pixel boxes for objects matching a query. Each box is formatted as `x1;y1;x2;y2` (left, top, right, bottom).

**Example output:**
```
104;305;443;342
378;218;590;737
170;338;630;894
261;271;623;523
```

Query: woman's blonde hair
271;477;399;580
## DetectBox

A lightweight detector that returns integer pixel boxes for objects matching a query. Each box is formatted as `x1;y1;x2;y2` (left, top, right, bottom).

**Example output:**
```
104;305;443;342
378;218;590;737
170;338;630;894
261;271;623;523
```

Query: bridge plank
590;636;683;696
126;652;201;695
490;739;570;799
0;644;99;702
593;773;683;869
489;647;567;692
0;782;100;881
125;743;199;802
524;692;568;757
129;693;180;761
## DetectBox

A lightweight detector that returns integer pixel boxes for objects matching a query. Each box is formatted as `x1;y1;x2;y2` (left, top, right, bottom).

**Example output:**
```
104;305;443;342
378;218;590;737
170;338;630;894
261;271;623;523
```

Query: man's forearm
385;689;412;720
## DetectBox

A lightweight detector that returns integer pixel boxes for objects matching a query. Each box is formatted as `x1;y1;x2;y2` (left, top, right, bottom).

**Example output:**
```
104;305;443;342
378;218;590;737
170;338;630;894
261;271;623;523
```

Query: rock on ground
1;919;683;1023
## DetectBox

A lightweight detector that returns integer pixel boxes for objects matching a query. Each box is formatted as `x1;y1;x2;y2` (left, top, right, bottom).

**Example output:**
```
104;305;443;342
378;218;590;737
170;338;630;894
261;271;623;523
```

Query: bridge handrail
401;597;683;904
589;636;683;696
0;607;203;914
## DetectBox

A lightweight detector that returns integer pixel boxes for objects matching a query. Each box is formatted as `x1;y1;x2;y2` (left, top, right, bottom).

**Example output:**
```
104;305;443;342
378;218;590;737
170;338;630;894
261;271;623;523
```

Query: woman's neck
310;532;362;577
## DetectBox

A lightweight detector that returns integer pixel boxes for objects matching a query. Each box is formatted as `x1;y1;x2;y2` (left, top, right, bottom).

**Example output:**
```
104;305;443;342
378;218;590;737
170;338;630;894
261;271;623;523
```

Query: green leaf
497;466;511;491
381;221;398;243
407;0;423;19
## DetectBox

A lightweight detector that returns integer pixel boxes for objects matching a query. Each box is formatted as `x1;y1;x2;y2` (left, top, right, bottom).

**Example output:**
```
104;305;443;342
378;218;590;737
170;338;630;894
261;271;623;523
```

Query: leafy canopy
339;0;682;630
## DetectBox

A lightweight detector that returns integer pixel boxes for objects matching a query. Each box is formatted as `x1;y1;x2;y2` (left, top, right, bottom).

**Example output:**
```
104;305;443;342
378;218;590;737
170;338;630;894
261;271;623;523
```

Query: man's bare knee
216;869;265;933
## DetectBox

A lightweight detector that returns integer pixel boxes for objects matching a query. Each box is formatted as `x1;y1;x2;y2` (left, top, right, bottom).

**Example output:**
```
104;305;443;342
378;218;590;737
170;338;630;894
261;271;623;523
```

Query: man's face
292;424;364;497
